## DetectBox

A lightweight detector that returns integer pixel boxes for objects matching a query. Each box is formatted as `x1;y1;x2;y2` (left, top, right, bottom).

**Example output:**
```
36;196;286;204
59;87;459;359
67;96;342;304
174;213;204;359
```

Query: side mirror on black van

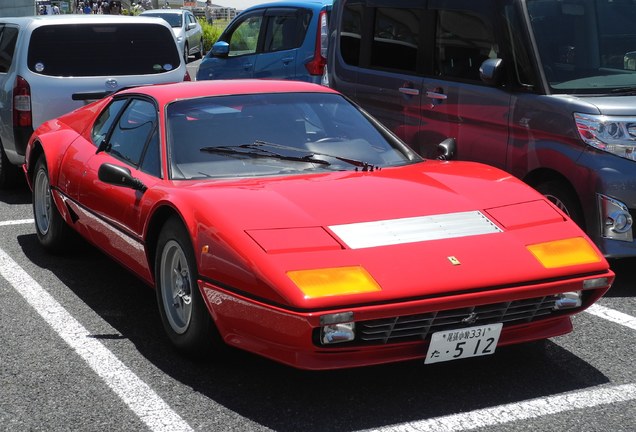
479;58;504;86
436;138;457;161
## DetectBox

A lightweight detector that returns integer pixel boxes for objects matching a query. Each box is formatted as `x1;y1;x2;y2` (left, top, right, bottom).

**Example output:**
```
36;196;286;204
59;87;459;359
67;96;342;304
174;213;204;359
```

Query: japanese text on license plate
425;323;503;364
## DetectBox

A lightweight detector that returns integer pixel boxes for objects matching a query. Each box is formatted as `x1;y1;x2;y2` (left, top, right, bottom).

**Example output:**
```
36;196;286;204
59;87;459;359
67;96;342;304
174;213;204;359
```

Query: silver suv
0;15;187;187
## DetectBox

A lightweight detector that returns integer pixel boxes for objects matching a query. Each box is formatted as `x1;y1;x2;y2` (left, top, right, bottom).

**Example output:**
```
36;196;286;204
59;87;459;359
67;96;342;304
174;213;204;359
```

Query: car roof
0;15;171;26
242;0;332;12
120;80;338;104
141;9;189;15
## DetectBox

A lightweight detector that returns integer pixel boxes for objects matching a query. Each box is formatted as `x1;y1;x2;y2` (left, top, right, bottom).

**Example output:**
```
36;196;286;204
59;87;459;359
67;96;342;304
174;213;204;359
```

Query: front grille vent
358;296;558;344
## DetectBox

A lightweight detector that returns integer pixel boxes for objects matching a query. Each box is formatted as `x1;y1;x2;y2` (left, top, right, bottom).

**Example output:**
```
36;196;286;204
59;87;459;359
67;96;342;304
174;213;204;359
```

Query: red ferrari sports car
24;80;614;370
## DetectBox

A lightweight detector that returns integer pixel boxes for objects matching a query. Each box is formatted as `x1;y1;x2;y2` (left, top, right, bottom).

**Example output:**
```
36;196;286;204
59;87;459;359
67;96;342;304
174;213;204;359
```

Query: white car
141;9;204;64
0;15;188;188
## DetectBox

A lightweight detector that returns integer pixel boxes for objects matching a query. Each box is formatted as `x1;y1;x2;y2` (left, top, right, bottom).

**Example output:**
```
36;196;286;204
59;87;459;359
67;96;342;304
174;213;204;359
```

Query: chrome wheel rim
160;240;193;334
34;167;52;235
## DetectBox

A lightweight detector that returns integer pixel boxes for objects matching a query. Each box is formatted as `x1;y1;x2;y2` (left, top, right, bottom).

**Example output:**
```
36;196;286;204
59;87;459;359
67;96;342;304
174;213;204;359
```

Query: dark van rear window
28;23;180;76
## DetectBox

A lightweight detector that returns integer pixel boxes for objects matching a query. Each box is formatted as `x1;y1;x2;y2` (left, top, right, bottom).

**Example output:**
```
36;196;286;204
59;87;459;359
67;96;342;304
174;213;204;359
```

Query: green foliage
198;19;228;53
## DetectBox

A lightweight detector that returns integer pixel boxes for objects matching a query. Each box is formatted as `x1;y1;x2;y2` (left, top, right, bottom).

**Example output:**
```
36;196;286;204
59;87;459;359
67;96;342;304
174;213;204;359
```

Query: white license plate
425;323;503;364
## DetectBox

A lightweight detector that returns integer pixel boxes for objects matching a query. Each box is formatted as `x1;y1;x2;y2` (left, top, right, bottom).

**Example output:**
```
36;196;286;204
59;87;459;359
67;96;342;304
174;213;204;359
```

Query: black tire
155;216;220;356
183;43;189;64
535;179;585;229
32;155;73;252
0;143;21;189
194;39;204;59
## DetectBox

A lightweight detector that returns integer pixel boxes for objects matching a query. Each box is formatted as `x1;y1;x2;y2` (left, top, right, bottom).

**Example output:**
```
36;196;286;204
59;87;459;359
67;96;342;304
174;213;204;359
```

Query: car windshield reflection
166;93;415;180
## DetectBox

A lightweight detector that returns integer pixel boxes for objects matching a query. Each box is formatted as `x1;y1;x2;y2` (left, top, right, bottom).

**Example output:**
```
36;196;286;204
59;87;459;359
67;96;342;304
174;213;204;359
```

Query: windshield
144;13;183;27
527;0;636;94
166;93;416;180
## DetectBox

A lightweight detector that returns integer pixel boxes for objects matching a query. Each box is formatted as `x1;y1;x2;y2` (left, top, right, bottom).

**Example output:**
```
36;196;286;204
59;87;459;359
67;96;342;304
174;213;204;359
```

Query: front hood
573;94;636;116
182;161;607;309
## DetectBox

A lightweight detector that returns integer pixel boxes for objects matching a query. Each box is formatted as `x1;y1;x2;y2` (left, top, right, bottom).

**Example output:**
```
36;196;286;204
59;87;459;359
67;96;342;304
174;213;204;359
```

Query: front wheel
194;39;204;59
183;43;189;64
535;179;584;229
155;217;219;356
32;155;72;251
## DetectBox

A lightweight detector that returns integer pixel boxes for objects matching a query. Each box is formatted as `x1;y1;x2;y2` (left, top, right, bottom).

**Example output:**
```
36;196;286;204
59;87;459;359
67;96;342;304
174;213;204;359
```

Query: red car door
76;97;163;281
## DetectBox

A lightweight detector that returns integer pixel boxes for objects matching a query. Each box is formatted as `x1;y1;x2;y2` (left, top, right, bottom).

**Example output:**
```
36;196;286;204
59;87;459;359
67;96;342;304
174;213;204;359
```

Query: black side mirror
479;58;504;86
436;138;457;161
98;163;147;192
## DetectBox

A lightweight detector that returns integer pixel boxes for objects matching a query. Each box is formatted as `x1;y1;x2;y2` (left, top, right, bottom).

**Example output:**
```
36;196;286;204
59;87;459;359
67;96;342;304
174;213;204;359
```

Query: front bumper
198;271;613;370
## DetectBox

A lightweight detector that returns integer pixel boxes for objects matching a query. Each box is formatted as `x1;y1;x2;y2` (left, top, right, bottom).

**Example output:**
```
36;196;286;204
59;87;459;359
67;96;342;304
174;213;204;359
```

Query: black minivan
328;0;636;258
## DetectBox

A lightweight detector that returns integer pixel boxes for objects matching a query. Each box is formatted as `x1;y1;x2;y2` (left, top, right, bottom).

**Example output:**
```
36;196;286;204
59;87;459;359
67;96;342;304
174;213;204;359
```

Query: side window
263;9;310;53
371;8;420;73
505;4;537;88
108;99;158;170
0;25;18;73
139;128;161;177
92;99;128;147
227;15;263;57
434;10;497;82
340;1;363;66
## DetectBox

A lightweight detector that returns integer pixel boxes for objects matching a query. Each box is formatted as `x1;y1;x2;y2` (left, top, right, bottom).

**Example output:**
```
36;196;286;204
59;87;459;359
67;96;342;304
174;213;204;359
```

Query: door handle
281;57;294;65
425;91;447;100
243;63;253;70
399;87;420;96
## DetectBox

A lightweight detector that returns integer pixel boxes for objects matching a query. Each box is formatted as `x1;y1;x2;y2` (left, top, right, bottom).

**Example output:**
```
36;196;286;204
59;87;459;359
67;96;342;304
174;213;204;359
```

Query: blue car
196;0;331;83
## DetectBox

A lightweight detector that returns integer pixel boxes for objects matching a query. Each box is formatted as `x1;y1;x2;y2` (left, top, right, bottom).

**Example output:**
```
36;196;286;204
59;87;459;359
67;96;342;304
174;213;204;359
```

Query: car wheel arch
524;168;586;230
145;205;187;282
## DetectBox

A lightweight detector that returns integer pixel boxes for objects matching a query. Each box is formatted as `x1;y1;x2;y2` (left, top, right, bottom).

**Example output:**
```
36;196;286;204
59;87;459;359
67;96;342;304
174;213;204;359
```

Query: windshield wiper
250;140;379;171
608;87;636;95
200;144;331;165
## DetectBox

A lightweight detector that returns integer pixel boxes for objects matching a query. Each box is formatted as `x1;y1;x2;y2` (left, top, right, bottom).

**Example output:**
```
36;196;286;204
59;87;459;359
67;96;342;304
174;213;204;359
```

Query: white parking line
0;218;34;226
586;304;636;331
0;247;193;432
366;384;636;432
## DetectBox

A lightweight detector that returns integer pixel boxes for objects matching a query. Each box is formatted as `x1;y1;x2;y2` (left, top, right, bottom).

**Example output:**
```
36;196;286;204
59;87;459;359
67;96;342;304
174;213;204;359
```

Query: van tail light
305;10;328;76
13;75;32;128
184;70;192;81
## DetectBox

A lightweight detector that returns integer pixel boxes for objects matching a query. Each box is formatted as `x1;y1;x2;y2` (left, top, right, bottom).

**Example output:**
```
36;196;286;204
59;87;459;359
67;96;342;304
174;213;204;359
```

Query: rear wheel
155;217;220;356
535;179;584;229
32;155;72;251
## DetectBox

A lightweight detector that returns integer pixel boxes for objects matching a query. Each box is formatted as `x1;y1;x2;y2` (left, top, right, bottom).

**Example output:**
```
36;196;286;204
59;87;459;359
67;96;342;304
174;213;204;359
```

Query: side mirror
436;138;457;161
187;22;197;30
98;163;147;192
211;41;230;57
479;58;504;86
